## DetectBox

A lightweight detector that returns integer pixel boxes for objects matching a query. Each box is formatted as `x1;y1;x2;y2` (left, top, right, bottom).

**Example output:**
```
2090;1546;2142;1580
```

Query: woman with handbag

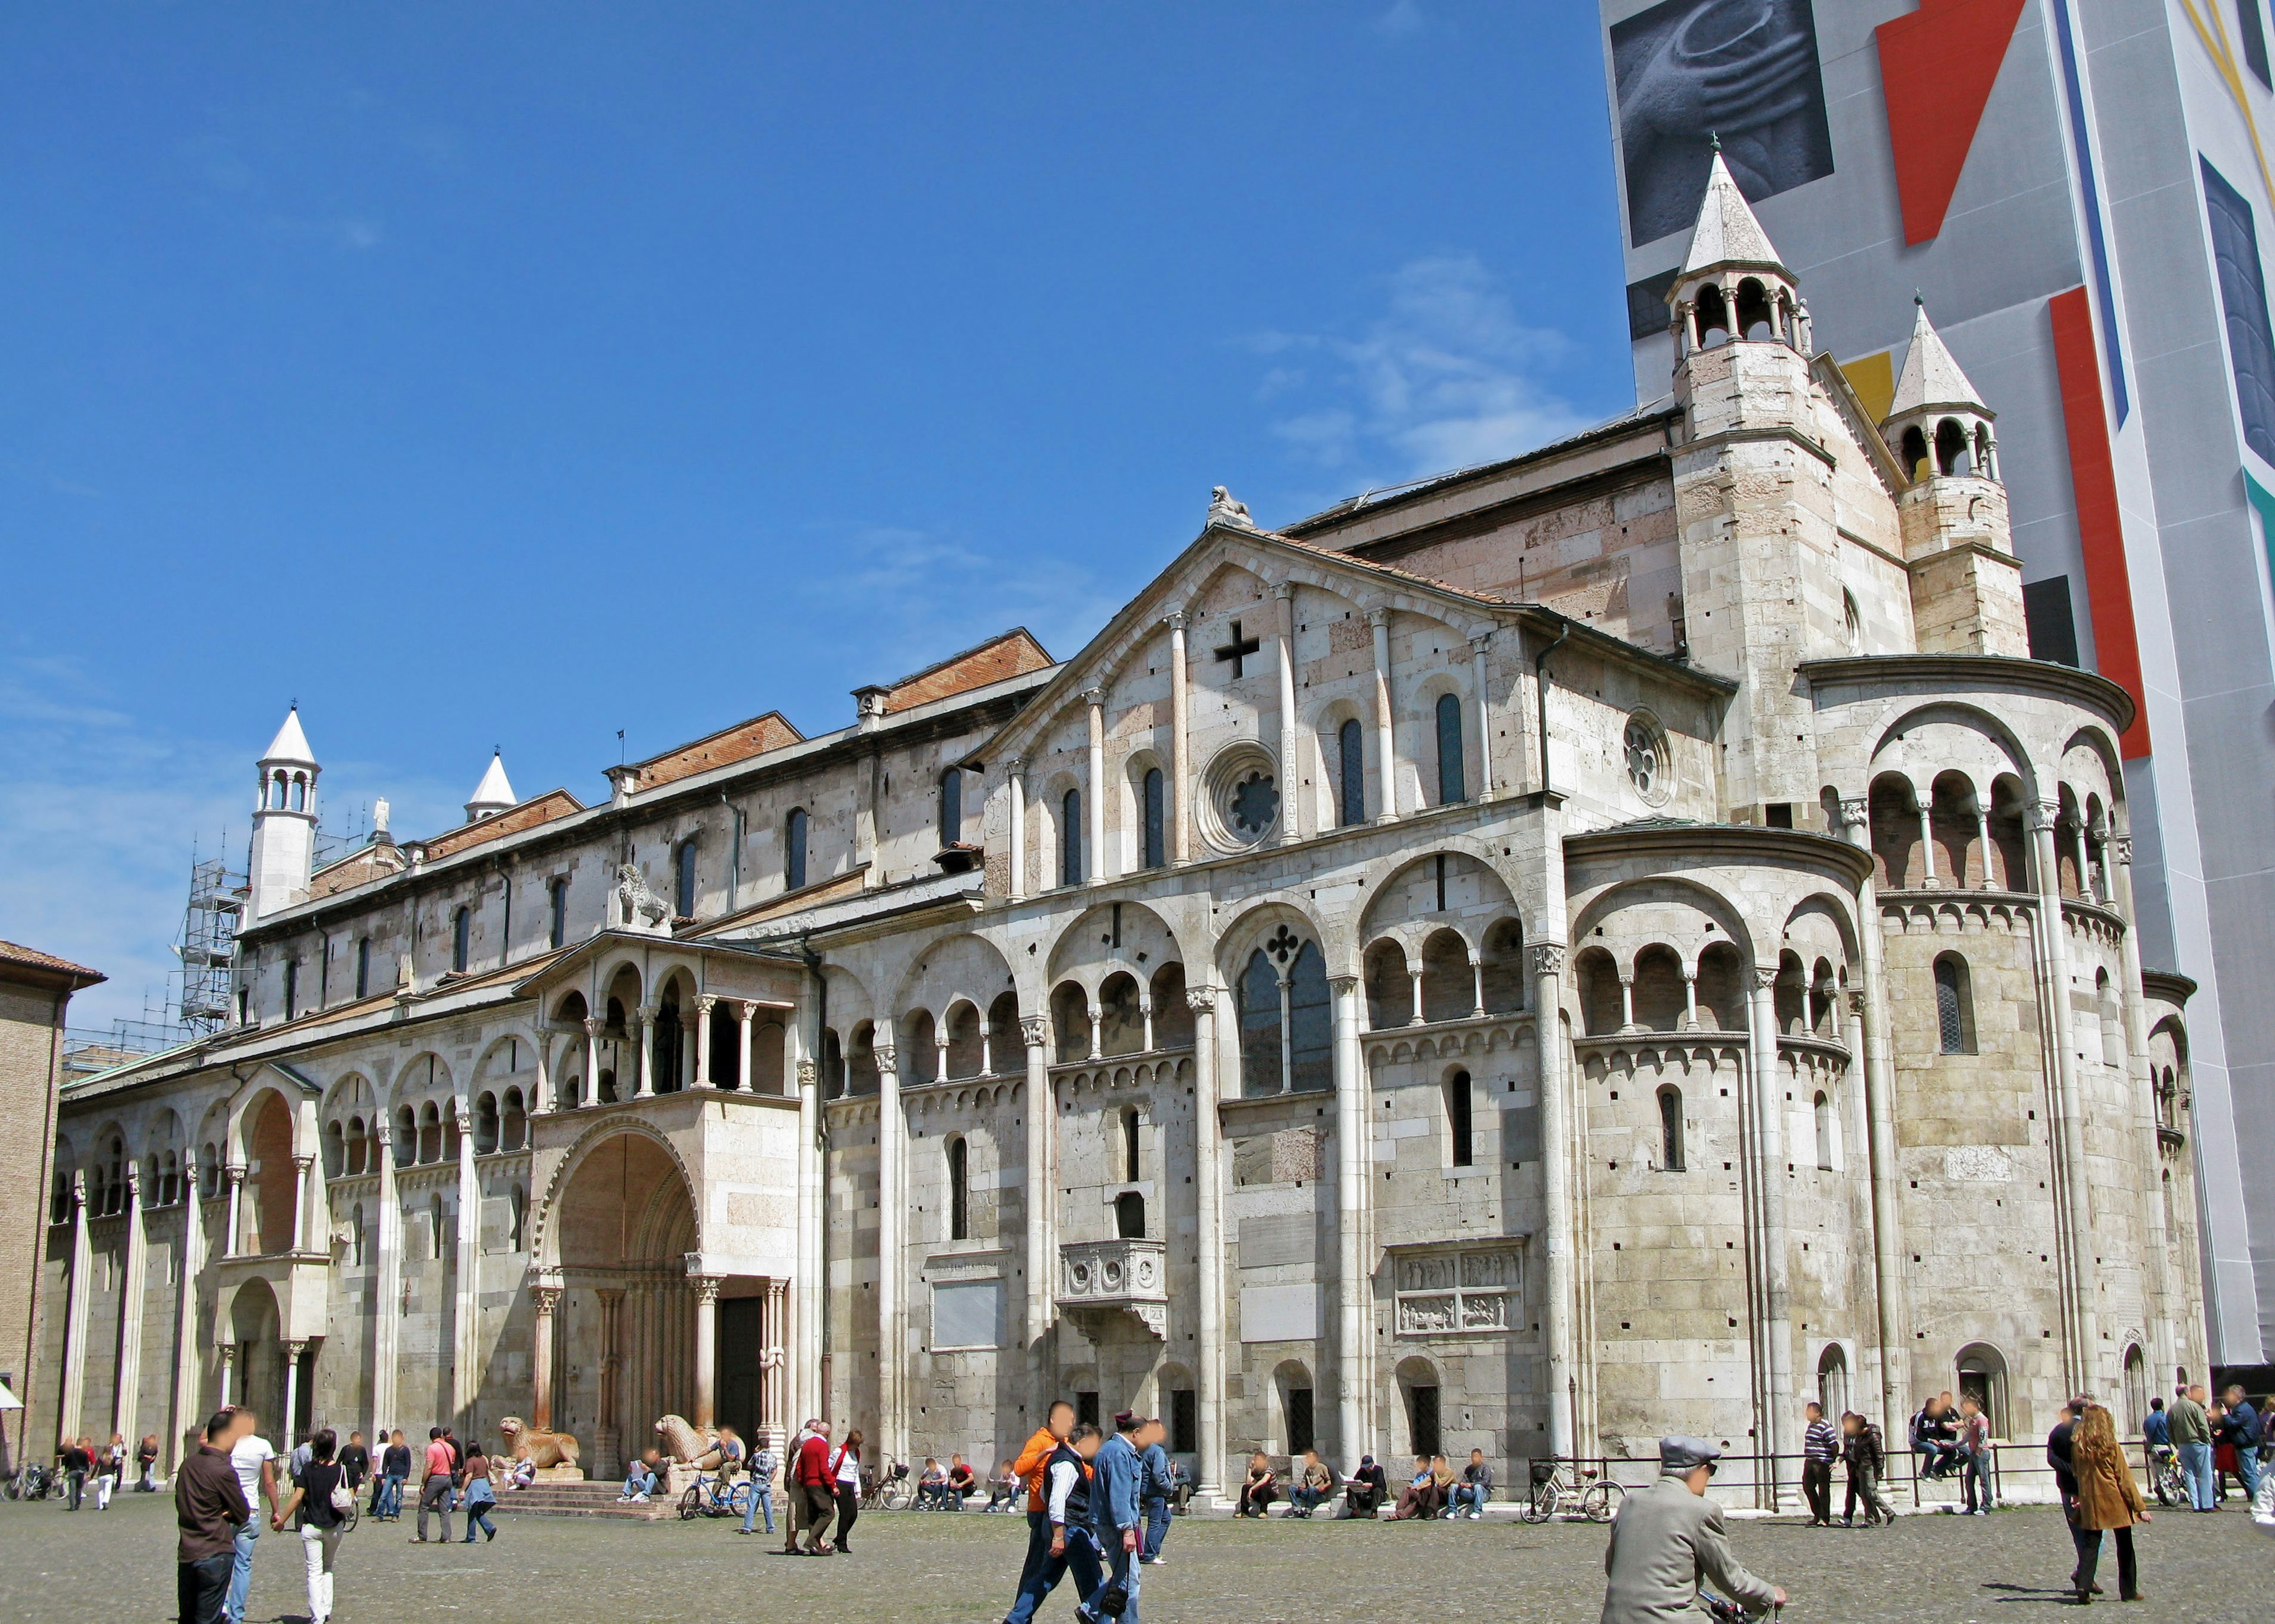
271;1429;352;1624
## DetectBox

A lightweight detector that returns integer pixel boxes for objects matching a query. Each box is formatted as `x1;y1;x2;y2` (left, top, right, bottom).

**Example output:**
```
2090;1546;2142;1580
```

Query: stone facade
33;161;2204;1507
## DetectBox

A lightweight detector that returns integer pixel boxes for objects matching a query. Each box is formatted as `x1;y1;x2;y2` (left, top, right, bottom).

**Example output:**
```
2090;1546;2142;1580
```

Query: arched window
784;808;808;892
283;959;299;1020
322;1119;344;1178
474;1092;499;1155
1658;1086;1685;1171
1934;954;1975;1053
1447;1071;1473;1167
451;907;471;974
1900;425;1928;482
1338;718;1366;827
946;1136;969;1241
1814;1091;1834;1171
674;842;697;919
201;1147;221;1200
1122;1106;1142;1183
1434;693;1466;805
355;938;371;1000
548;877;568;950
1115;1190;1146;1239
345;1116;366;1176
418;1102;442;1164
290;773;306;811
1936;416;1969;475
1141;768;1166;870
1060;788;1084;886
1236;934;1331;1096
938;768;963;848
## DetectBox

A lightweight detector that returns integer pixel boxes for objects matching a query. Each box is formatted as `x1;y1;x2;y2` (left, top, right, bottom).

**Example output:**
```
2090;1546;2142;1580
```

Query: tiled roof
0;940;104;984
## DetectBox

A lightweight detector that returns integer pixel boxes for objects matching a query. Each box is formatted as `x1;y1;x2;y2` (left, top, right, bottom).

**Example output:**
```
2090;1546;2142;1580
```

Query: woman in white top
830;1428;864;1553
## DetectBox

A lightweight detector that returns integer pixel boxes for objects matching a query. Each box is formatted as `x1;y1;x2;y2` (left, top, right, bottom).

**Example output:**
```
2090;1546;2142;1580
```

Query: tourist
1911;1394;1960;1479
289;1431;314;1479
1286;1447;1334;1517
1139;1420;1173;1562
271;1427;350;1624
738;1431;778;1536
457;1442;498;1542
1801;1402;1837;1526
226;1408;281;1624
1839;1412;1893;1528
2068;1403;2150;1604
1088;1412;1146;1624
377;1430;412;1520
2048;1395;2094;1591
1599;1437;1783;1624
1002;1399;1076;1621
415;1425;457;1542
916;1455;950;1509
1236;1451;1277;1517
829;1427;864;1553
1430;1452;1458;1512
703;1421;745;1488
136;1432;161;1492
338;1431;369;1503
1956;1394;1993;1516
504;1454;536;1491
619;1446;662;1503
2216;1385;2261;1501
1450;1448;1492;1519
97;1431;126;1508
1343;1454;1388;1519
2168;1384;2213;1511
947;1453;978;1508
177;1410;249;1624
1007;1423;1104;1624
985;1458;1021;1512
1388;1454;1438;1521
790;1418;837;1555
59;1434;91;1510
2142;1396;2170;1453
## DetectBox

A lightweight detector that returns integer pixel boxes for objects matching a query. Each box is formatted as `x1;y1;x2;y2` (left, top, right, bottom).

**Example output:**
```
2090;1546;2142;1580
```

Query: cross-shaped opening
1214;619;1262;677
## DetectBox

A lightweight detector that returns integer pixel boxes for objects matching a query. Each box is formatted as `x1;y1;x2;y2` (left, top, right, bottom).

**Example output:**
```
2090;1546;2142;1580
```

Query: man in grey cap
1600;1437;1784;1624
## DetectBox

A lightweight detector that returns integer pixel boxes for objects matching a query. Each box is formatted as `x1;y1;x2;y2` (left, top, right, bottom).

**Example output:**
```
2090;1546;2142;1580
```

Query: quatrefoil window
1230;770;1279;838
1623;713;1670;806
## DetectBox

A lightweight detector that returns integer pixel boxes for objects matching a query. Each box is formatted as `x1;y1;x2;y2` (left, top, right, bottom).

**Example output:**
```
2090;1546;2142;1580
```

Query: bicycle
678;1471;754;1521
1701;1595;1780;1624
1522;1458;1623;1523
860;1459;915;1511
2146;1443;2186;1508
2;1465;53;1501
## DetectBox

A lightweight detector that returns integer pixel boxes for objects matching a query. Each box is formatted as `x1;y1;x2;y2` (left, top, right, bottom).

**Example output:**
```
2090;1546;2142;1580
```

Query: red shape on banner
1876;0;2027;245
2049;286;2149;759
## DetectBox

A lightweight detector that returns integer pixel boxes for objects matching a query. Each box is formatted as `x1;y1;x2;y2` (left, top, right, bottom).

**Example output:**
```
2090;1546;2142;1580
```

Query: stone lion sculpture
615;863;671;933
497;1416;581;1471
655;1414;710;1464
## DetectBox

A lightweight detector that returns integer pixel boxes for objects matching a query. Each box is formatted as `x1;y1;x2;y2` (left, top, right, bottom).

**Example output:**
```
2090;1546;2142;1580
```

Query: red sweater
796;1433;834;1488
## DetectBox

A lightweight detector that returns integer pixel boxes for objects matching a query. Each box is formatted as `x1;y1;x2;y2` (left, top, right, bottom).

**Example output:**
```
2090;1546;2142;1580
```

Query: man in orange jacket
1001;1400;1076;1624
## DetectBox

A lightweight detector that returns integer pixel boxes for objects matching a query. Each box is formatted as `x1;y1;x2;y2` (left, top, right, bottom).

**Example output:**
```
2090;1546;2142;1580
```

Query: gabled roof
0;940;104;991
419;788;584;863
1887;301;1989;419
622;711;805;793
261;706;316;766
1680;151;1786;276
860;629;1055;716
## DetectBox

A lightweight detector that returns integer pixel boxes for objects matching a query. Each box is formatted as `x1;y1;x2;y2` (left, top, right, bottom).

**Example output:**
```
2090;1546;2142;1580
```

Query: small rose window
1623;713;1671;806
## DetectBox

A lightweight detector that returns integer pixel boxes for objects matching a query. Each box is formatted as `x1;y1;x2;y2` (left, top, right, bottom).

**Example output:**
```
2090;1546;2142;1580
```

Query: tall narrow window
1435;692;1466;805
451;907;471;973
784;808;808;892
1814;1090;1834;1170
355;938;370;999
1338;717;1365;826
2244;0;2273;88
283;960;298;1021
1658;1086;1685;1171
548;879;568;950
947;1136;969;1241
674;842;696;918
938;768;963;848
1447;1070;1473;1167
1060;788;1084;886
1142;768;1165;869
1934;953;1975;1053
1122;1106;1141;1182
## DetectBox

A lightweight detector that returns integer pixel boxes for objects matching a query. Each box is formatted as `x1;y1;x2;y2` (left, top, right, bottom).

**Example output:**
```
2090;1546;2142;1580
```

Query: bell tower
247;706;319;923
1882;301;2028;656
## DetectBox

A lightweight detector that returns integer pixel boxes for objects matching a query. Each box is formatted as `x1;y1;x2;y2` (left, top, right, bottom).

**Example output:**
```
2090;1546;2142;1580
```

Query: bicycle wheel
678;1482;703;1520
883;1477;916;1511
339;1501;360;1534
1584;1483;1621;1523
728;1482;754;1520
1526;1481;1561;1523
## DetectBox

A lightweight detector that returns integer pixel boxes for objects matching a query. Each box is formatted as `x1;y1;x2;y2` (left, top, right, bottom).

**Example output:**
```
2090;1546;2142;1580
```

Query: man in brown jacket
177;1411;249;1624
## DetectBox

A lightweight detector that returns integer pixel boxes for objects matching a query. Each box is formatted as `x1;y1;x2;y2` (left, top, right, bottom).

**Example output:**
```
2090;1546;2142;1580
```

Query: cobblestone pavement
7;1492;2267;1624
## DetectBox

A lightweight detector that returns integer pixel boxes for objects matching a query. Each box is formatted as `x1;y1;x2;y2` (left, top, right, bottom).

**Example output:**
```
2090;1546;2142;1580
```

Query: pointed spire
1888;300;1986;417
1681;150;1786;276
261;705;316;765
465;749;517;823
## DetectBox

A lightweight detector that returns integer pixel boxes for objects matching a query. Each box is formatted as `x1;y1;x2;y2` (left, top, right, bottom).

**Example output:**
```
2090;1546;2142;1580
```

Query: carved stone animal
655;1414;709;1464
616;863;671;931
497;1416;581;1470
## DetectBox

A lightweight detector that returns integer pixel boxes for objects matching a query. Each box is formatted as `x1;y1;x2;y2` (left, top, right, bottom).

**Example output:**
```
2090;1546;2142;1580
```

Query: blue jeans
225;1519;258;1624
2179;1440;2215;1510
377;1474;405;1517
622;1466;655;1497
1450;1483;1487;1516
1007;1520;1101;1624
740;1479;774;1533
1089;1529;1140;1624
1141;1495;1171;1558
2234;1442;2263;1501
461;1495;496;1540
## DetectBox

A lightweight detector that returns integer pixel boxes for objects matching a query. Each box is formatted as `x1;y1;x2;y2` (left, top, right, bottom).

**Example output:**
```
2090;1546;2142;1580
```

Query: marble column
1008;757;1027;901
693;995;717;1088
689;1264;721;1431
764;1278;790;1441
169;1153;208;1473
1275;583;1302;844
584;1016;604;1108
875;1032;904;1460
217;1344;236;1410
530;1275;562;1433
2029;800;2098;1388
735;1002;755;1092
1369;608;1398;822
1021;1016;1055;1407
282;1340;306;1437
1189;984;1226;1497
1469;634;1495;800
1915;800;1937;886
223;1165;245;1258
1745;966;1795;1509
1085;687;1108;881
1531;944;1574;1462
596;1287;625;1478
59;1172;91;1446
372;1102;402;1439
290;1154;313;1253
635;1004;658;1098
1329;975;1370;1463
531;1030;554;1116
1167;611;1192;863
1838;794;1908;1427
795;1045;822;1436
113;1166;148;1453
451;1098;479;1428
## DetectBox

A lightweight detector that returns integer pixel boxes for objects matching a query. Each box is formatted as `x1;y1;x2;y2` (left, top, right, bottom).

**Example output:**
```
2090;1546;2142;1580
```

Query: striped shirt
1804;1418;1839;1462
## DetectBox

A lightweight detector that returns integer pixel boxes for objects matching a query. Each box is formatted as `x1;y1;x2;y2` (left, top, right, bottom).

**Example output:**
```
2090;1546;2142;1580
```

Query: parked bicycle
2;1465;54;1501
2146;1443;2186;1508
1523;1458;1623;1523
860;1459;914;1511
678;1470;754;1521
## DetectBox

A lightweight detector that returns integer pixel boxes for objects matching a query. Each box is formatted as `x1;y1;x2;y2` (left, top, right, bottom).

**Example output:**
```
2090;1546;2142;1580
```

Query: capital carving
225;1165;246;1190
583;1016;605;1039
293;1153;314;1172
636;1001;660;1026
2111;835;2133;866
796;1058;819;1088
530;1285;562;1317
690;1275;722;1305
734;999;757;1021
1467;631;1492;652
873;1044;899;1074
1273;579;1295;601
1752;965;1781;991
1082;685;1106;709
1164;608;1188;632
1837;795;1868;831
1184;986;1216;1016
1328;973;1361;996
1529;943;1565;976
1018;1014;1049;1048
2027;802;2059;834
1367;606;1392;629
124;1164;142;1197
1617;970;1636;988
218;1344;237;1368
1847;988;1867;1016
696;994;718;1016
283;1339;308;1359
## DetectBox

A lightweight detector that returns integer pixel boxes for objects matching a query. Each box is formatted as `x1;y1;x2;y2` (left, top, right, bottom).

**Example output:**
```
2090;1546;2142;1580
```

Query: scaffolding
180;838;245;1032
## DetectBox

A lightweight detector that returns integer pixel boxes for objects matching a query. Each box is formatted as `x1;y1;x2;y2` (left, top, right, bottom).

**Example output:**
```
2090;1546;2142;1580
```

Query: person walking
376;1430;411;1520
738;1431;778;1537
2168;1385;2214;1512
271;1428;350;1624
338;1432;369;1505
1956;1394;1994;1515
1800;1402;1837;1527
414;1426;456;1543
137;1433;162;1492
97;1433;126;1509
1004;1399;1077;1615
60;1436;91;1510
1599;1437;1784;1624
2068;1404;2149;1604
1089;1412;1146;1624
2047;1396;2098;1593
1138;1418;1172;1564
1007;1424;1104;1624
828;1429;864;1554
177;1411;249;1624
457;1443;498;1543
1840;1412;1894;1527
2217;1385;2262;1503
789;1418;836;1555
225;1408;280;1624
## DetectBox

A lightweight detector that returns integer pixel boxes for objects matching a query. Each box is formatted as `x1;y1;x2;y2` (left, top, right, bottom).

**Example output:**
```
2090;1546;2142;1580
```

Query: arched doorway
547;1131;699;1477
228;1279;285;1435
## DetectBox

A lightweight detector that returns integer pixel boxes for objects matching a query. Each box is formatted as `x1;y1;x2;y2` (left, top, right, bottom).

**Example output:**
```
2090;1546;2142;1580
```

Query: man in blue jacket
1136;1417;1173;1564
1084;1412;1145;1624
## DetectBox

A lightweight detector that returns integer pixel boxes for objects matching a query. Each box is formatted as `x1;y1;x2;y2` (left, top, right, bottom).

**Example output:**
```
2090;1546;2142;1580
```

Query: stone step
489;1484;675;1521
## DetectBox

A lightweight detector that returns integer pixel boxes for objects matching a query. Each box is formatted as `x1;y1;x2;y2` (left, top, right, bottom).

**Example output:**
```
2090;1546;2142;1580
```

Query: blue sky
2;3;1633;1025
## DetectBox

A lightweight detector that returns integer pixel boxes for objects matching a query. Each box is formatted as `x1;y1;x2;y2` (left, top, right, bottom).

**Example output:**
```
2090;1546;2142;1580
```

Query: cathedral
36;159;2204;1507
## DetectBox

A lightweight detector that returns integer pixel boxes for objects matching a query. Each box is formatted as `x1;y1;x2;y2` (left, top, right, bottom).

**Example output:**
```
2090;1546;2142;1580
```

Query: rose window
1230;770;1279;839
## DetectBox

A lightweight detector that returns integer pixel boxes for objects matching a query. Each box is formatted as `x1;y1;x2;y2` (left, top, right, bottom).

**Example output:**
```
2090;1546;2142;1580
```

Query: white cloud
1250;254;1588;484
1376;0;1427;37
